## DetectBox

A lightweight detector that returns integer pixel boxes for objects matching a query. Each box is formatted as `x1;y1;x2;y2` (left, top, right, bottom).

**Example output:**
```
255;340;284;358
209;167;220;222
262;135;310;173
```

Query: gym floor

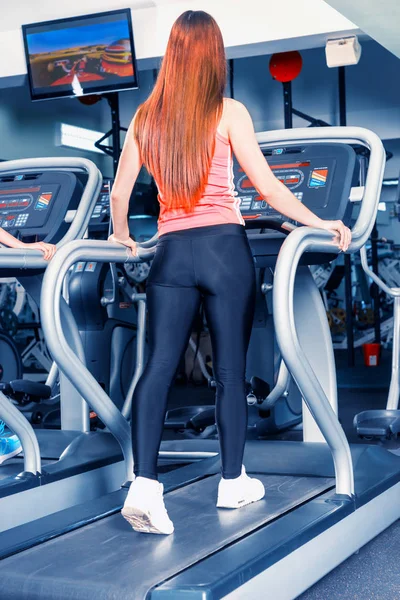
166;348;400;599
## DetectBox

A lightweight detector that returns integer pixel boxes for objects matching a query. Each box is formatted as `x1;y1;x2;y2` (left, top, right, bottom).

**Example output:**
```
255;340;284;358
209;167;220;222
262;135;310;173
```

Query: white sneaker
121;476;174;535
217;465;265;509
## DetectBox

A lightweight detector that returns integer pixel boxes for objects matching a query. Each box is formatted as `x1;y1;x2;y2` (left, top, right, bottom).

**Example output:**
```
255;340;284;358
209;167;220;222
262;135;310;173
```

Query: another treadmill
0;158;144;531
0;127;399;600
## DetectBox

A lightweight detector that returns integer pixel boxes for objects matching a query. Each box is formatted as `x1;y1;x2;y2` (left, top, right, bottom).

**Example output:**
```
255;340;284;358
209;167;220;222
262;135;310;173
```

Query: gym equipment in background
0;158;141;527
316;237;400;351
354;243;400;439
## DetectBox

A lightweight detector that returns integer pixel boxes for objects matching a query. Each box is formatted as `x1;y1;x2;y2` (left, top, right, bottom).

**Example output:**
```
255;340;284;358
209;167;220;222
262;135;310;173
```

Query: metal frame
255;126;385;497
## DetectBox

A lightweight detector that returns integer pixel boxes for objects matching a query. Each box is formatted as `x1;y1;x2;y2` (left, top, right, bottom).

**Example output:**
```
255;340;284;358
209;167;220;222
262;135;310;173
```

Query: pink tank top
157;131;245;236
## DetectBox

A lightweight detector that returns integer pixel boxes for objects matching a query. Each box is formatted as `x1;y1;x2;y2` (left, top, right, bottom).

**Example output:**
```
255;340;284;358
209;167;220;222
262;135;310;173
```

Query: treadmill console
234;143;356;225
88;179;113;233
0;171;83;243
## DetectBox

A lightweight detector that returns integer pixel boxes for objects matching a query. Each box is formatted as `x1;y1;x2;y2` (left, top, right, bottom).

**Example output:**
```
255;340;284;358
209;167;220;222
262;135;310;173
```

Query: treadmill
0;127;399;600
0;157;135;530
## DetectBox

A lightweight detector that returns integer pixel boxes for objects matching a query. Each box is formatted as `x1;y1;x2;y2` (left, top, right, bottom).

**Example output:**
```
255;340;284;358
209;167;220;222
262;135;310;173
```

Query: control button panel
0;185;59;230
233;147;338;223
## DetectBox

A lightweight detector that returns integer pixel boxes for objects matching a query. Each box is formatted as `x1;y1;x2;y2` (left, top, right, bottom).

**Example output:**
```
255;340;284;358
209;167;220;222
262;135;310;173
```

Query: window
57;123;108;154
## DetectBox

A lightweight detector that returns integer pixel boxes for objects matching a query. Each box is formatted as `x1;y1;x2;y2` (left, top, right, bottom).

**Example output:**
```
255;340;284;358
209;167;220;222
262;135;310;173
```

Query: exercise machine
0;157;139;530
28;179;143;427
0;127;398;600
354;243;400;438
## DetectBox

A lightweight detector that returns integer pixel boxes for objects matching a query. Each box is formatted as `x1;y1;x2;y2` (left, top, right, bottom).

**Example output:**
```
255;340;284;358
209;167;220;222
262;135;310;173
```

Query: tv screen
22;9;138;101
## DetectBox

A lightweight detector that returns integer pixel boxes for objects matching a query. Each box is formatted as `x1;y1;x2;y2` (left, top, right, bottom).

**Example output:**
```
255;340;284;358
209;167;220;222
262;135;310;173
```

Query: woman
0;229;55;464
108;10;351;536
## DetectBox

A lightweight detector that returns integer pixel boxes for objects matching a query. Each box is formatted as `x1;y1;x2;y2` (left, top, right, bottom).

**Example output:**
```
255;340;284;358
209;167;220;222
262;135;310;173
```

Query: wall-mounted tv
22;9;138;102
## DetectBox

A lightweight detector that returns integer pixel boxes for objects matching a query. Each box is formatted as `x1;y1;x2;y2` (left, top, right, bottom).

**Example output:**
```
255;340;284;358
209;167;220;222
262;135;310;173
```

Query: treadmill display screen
0;185;59;229
234;151;335;218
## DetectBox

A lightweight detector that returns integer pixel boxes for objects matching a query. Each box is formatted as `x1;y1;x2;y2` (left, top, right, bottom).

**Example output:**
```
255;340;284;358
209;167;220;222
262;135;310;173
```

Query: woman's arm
0;228;25;249
0;228;56;260
109;117;143;252
227;100;351;252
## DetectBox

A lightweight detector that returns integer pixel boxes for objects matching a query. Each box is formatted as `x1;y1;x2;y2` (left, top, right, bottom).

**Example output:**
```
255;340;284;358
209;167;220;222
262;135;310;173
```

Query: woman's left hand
319;220;352;252
108;234;138;256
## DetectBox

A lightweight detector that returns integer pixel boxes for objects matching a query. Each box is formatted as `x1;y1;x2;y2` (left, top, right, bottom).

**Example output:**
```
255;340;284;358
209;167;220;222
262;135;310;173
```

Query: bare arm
0;228;56;260
0;228;25;249
109;117;142;252
227;100;351;251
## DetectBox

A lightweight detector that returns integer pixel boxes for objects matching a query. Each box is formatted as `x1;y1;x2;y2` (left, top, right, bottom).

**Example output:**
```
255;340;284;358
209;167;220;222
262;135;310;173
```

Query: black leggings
132;224;256;480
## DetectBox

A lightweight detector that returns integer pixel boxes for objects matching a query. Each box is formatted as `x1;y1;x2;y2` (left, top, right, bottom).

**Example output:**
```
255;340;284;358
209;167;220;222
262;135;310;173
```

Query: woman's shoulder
220;98;251;138
223;97;248;114
222;98;250;126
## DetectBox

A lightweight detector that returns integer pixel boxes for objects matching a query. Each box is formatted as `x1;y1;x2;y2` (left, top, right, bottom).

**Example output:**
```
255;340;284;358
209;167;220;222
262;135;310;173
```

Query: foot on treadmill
217;465;265;509
0;434;23;465
121;476;174;535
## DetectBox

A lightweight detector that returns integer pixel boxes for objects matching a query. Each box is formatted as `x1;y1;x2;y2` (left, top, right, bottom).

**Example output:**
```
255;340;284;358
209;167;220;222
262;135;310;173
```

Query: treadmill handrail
40;239;156;480
274;228;355;497
271;127;386;498
0;391;41;474
0;157;102;269
360;246;400;297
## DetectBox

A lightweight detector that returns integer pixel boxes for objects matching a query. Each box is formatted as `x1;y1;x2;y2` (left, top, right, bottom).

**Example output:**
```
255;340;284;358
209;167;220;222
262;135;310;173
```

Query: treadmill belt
0;473;333;600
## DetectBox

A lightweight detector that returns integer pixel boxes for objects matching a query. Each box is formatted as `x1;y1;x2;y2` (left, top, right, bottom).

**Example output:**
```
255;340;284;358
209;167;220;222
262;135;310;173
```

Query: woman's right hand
24;241;56;261
108;233;138;256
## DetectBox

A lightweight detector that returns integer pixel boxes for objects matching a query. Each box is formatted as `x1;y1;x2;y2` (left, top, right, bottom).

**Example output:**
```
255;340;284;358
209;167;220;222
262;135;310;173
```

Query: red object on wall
269;51;303;83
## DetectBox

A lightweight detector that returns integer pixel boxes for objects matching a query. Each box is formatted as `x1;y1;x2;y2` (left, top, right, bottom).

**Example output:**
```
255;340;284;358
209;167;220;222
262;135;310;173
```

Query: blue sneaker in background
0;420;22;465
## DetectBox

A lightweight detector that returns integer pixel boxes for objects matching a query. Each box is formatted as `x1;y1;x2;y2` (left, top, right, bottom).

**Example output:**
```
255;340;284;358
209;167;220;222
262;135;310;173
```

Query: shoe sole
0;447;22;465
216;490;265;509
121;506;173;535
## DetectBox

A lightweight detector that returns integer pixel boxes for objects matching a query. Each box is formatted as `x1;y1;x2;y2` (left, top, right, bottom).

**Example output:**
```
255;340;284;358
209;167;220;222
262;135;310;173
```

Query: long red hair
134;11;227;211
